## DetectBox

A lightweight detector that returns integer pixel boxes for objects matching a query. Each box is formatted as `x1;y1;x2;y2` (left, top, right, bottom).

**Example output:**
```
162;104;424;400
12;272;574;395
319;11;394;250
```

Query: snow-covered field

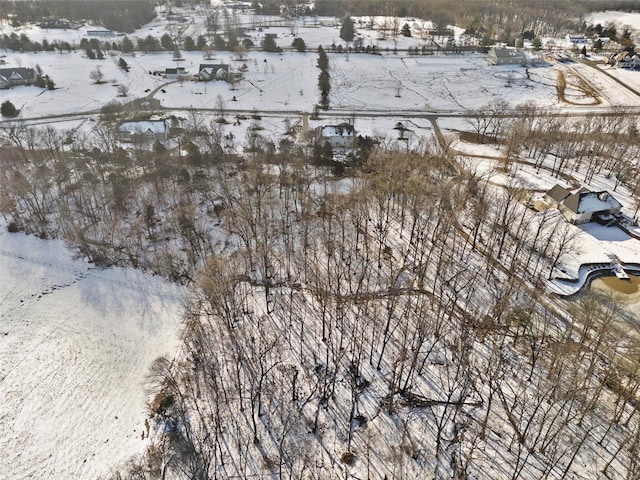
1;8;639;149
585;11;640;32
0;225;184;480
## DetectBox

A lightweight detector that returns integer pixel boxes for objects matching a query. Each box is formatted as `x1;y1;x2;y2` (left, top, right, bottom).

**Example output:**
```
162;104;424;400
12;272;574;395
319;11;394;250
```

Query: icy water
591;274;640;304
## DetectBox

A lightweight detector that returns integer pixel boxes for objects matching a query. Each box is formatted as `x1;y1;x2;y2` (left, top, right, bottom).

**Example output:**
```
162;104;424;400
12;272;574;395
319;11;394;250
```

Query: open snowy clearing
585;11;640;32
0;224;184;480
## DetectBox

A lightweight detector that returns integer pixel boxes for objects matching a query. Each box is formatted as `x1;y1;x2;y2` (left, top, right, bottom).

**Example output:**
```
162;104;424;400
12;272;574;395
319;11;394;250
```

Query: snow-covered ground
585;11;640;32
1;8;640;478
0;224;184;480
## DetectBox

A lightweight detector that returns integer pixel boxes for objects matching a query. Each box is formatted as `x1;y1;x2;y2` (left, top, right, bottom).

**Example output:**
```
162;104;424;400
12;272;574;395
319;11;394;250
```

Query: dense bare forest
1;106;639;478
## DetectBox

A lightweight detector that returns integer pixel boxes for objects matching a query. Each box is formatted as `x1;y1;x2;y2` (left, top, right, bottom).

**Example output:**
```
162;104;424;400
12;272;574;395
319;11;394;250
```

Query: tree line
4;0;156;33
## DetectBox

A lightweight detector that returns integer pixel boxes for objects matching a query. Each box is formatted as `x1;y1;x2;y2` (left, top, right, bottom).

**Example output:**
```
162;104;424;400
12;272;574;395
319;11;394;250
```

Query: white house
317;124;355;149
164;67;187;79
118;120;167;144
567;34;588;46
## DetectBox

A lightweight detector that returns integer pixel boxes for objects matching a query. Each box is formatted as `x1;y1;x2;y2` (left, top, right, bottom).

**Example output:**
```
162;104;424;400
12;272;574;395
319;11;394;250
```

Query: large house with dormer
0;67;36;89
546;184;623;225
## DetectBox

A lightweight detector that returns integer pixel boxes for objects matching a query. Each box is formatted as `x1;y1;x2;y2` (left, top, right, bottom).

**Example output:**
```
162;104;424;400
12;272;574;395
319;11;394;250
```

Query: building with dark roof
0;67;36;88
547;184;624;224
487;47;526;66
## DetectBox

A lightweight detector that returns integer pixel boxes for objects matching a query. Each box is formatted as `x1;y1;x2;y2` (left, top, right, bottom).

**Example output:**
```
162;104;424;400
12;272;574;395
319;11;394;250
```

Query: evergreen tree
593;38;603;51
121;36;134;53
184;36;196;51
161;33;174;51
213;34;226;50
1;100;18;117
118;57;129;72
317;45;329;70
318;70;330;96
227;34;239;50
340;15;355;42
86;48;96;59
196;35;207;50
292;37;306;52
262;34;279;52
532;37;542;51
401;23;412;37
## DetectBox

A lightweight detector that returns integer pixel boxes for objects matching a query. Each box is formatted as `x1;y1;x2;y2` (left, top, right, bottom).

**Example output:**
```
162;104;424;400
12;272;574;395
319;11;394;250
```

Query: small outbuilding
164;67;187;79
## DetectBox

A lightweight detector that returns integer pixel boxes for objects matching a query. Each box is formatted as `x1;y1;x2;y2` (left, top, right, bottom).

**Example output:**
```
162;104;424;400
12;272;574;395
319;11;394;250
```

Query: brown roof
562;192;581;213
547;184;570;203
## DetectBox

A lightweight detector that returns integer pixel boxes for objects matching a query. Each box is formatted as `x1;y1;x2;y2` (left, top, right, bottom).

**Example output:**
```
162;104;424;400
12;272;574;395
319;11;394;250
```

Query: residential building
487;47;526;66
547;184;624;224
195;63;228;81
317;124;355;149
87;30;115;38
118;120;167;144
0;67;36;88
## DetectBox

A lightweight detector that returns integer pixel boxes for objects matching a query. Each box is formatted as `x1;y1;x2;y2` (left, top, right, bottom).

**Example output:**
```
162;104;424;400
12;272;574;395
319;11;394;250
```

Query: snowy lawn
0;225;184;480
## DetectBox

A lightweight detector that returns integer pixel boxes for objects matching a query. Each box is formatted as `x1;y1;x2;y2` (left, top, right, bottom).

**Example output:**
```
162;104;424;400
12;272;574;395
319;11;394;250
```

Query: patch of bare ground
556;69;601;105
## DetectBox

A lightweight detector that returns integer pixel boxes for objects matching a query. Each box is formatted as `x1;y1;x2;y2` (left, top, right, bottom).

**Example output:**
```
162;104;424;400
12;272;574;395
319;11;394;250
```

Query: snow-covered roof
321;124;354;137
489;47;526;59
0;67;35;80
576;191;622;214
562;189;622;214
119;120;166;134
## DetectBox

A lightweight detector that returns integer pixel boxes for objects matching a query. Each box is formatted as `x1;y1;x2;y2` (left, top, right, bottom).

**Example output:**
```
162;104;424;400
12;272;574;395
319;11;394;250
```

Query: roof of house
561;189;622;214
199;63;227;71
547;184;570;203
321;124;354;137
0;67;35;81
119;121;166;135
489;47;526;59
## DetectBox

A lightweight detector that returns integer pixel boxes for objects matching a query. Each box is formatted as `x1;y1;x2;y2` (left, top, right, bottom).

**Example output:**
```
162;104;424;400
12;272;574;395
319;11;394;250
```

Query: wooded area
1;108;639;478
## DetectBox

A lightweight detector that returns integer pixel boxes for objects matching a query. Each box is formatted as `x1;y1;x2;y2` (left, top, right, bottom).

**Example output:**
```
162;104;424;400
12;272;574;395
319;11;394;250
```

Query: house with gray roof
195;63;228;82
545;184;571;206
0;67;36;89
317;124;355;149
487;47;526;66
